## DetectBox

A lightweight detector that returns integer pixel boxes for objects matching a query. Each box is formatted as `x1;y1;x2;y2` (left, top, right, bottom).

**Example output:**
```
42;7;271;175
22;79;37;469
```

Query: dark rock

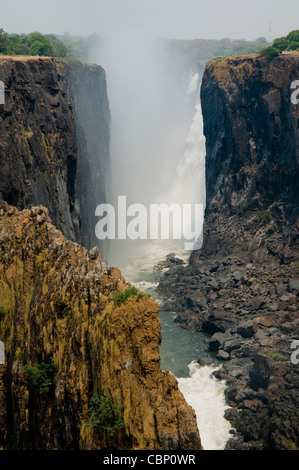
223;335;243;353
237;320;255;338
197;357;215;366
249;352;273;391
202;311;236;334
276;284;288;296
185;295;207;310
225;386;256;404
288;279;299;293
209;331;231;351
233;270;246;282
217;349;230;361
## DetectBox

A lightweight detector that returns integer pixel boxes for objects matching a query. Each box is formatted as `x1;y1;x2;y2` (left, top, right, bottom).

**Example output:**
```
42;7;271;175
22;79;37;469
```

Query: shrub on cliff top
260;30;299;59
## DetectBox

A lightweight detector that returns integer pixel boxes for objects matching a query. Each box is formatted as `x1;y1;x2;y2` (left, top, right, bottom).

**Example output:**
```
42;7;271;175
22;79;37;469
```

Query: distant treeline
163;36;269;71
259;30;299;59
0;28;102;60
2;28;298;65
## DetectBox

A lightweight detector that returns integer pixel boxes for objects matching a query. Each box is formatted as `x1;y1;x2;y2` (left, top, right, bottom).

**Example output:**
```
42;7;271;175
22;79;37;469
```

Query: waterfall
97;35;233;448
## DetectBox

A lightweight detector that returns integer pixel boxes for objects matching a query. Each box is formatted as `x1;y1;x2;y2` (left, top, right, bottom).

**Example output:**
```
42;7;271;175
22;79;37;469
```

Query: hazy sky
1;0;299;41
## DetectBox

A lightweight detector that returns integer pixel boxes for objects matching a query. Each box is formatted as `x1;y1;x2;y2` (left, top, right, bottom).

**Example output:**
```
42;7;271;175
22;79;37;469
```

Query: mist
3;0;298;265
88;26;205;265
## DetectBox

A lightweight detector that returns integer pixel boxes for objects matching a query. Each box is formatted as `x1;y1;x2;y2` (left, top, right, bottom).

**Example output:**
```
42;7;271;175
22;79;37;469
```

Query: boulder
288;279;299;293
223;335;243;353
209;332;230;351
237;320;255;338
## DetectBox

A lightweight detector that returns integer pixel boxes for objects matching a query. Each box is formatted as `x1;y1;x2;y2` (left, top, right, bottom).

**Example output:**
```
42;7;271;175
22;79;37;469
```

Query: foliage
163;37;269;70
86;394;124;436
0;306;7;320
23;362;58;393
57;32;102;61
112;286;146;306
0;28;102;60
0;29;9;54
260;30;299;59
258;211;273;224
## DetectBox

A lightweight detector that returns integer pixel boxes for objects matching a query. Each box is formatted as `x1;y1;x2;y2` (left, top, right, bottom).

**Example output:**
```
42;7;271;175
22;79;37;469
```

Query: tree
25;32;54;56
260;30;299;60
0;28;9;54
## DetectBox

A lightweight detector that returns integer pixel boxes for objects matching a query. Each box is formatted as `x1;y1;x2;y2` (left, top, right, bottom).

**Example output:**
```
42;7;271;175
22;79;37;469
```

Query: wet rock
217;350;230;361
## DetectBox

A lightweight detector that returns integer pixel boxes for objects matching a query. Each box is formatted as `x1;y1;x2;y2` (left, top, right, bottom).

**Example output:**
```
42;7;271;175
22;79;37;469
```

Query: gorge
0;41;298;452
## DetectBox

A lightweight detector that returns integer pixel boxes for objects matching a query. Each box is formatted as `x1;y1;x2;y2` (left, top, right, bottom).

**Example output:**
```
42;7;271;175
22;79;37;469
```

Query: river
112;240;233;450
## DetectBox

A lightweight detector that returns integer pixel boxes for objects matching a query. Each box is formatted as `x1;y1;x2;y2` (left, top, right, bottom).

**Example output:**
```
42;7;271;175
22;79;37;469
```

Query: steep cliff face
0;202;201;450
67;60;111;253
0;56;110;252
200;52;299;262
158;53;299;450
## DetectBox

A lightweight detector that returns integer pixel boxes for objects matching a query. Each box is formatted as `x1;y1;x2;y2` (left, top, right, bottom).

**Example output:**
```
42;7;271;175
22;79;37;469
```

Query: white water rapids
115;239;233;451
177;363;233;450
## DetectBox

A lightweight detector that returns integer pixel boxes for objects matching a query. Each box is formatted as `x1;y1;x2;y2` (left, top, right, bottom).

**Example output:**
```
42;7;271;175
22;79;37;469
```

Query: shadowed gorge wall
201;53;299;219
158;52;299;450
0;56;110;253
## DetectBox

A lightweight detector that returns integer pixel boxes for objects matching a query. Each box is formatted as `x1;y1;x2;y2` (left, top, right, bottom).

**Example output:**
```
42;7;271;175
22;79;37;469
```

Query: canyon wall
158;52;299;450
0;57;201;450
0;56;110;252
0;203;201;450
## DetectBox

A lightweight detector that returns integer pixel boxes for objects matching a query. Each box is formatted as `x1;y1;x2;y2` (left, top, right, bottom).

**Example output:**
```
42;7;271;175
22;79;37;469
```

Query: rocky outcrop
0;56;110;252
0;202;201;450
158;52;299;450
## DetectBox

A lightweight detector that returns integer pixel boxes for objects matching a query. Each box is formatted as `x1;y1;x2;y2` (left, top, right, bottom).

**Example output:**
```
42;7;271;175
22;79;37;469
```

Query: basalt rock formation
0;56;110;253
158;52;299;450
0;203;201;450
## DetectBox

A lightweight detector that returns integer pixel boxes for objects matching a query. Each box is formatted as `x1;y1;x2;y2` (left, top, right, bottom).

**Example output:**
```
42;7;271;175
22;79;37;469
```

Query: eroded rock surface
158;53;299;450
0;203;201;450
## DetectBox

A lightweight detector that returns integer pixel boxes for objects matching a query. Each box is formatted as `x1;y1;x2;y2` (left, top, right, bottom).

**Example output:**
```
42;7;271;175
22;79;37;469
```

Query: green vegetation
0;306;7;321
267;351;281;358
0;28;102;60
163;37;269;70
258;211;273;224
86;394;124;436
260;30;299;59
23;362;58;393
113;286;147;306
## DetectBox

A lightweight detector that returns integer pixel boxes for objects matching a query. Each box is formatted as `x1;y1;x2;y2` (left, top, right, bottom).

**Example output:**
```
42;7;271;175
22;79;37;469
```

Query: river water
104;60;233;449
112;240;233;450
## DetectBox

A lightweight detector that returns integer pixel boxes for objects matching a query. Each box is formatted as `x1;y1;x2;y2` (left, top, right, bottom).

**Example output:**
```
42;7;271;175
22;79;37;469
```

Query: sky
1;0;299;41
